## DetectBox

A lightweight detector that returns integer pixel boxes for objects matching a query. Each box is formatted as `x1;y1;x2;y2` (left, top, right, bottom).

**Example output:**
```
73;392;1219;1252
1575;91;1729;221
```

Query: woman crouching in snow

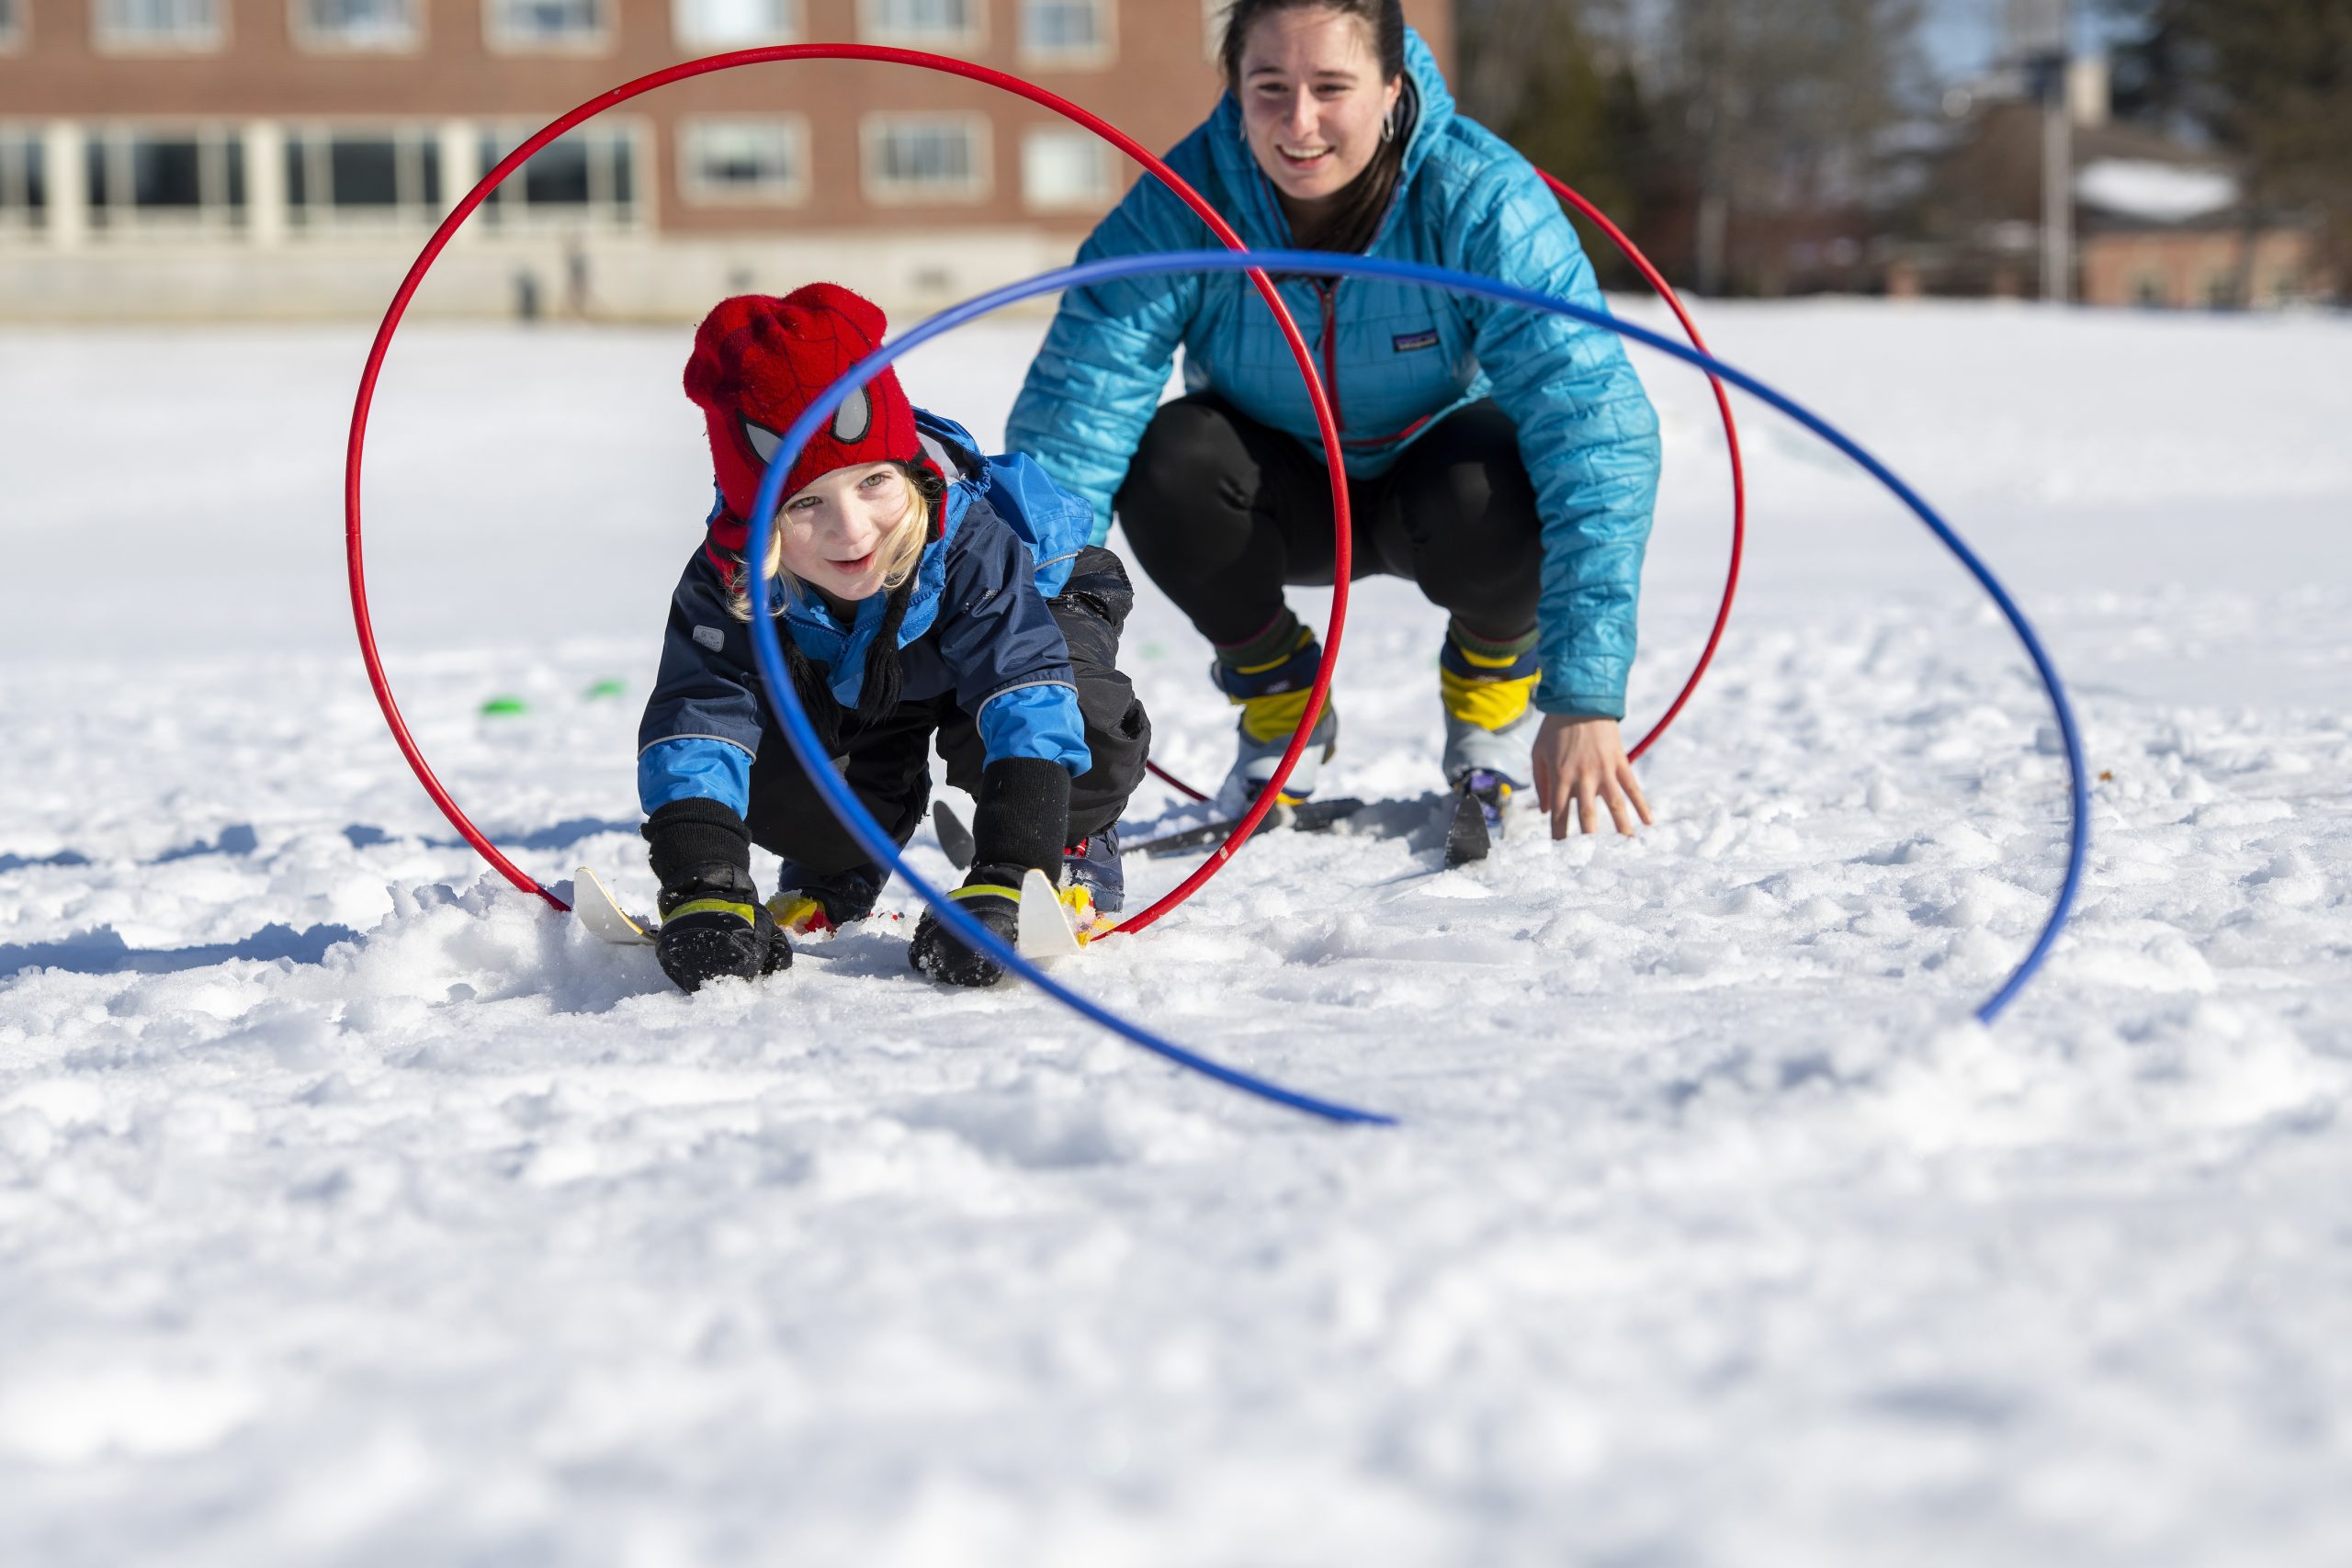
636;285;1151;993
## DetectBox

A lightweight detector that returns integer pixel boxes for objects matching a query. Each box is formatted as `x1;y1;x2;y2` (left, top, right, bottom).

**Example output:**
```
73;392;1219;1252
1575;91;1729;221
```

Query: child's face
775;463;913;604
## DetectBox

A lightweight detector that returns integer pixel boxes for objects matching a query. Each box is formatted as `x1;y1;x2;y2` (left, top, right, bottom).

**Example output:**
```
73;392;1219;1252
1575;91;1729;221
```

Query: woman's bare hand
1530;714;1654;840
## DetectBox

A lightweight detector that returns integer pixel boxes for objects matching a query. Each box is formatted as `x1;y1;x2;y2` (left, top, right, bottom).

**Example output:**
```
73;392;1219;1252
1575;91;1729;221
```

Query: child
637;285;1151;993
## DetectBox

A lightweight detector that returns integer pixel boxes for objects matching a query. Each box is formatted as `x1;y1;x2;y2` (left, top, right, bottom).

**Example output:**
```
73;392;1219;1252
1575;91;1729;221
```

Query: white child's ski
1016;866;1084;962
574;865;657;945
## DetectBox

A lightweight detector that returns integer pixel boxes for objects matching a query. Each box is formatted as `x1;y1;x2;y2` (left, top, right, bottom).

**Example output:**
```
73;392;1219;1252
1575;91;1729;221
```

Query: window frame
281;122;447;232
671;0;797;49
860;112;991;206
288;0;424;54
0;126;44;233
482;0;612;56
856;0;983;51
1019;124;1115;212
82;122;248;237
92;0;227;55
476;118;647;231
1015;0;1113;69
676;115;811;207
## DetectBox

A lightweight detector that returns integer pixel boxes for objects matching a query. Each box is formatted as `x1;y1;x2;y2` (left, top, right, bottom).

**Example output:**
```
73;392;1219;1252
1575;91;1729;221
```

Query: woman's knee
1116;397;1255;538
1396;407;1543;626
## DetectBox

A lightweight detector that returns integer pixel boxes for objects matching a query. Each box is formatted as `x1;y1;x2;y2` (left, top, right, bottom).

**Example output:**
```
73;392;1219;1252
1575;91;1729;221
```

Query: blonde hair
729;464;933;622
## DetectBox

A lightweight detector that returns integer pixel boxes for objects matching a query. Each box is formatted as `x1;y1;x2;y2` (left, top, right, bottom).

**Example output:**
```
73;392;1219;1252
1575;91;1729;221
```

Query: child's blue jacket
1002;28;1660;720
637;412;1094;818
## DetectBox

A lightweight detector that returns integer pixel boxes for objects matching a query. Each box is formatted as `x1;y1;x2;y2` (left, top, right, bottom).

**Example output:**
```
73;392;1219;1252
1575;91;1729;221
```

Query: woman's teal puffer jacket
1004;28;1662;720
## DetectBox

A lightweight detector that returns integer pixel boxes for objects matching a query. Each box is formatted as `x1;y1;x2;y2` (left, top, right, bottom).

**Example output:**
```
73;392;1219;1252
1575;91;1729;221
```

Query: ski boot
1438;623;1542;864
1061;825;1125;915
768;860;886;937
1211;613;1337;814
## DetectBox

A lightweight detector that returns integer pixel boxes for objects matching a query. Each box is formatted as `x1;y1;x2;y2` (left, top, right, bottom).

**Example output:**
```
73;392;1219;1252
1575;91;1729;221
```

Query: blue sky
1919;0;2126;78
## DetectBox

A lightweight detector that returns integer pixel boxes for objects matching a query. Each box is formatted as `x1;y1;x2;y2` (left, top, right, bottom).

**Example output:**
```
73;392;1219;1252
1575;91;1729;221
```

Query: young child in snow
637;285;1151;993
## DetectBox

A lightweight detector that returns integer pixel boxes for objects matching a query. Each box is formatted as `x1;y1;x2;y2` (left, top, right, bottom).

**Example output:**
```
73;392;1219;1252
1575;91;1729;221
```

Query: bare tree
1660;0;1928;291
1458;0;1927;292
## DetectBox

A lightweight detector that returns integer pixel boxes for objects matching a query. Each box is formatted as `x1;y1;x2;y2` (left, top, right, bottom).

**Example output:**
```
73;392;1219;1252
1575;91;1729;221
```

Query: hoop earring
1381;107;1396;144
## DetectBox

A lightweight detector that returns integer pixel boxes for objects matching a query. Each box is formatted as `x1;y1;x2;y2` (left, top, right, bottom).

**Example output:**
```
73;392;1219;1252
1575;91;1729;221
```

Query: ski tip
933;798;977;871
1442;792;1492;869
574;865;658;944
1016;866;1083;961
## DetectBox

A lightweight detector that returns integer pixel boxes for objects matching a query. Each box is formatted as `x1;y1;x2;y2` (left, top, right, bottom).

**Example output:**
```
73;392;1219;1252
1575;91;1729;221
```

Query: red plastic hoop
1540;174;1747;763
345;46;1351;924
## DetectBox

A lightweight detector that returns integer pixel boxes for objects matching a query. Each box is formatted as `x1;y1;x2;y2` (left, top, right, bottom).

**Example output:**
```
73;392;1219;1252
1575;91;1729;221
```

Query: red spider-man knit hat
682;284;934;541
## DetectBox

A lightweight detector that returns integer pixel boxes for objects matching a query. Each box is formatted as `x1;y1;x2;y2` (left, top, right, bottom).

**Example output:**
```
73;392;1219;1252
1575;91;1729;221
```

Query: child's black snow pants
743;546;1151;877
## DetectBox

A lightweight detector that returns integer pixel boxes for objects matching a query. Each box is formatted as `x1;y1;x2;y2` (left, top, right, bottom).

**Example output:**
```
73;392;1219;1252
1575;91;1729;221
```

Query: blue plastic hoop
744;249;2091;1124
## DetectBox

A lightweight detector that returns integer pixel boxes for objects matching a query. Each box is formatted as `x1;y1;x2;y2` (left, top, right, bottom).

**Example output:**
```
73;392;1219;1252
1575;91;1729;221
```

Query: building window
862;115;989;204
292;0;419;51
84;127;246;232
859;0;979;47
95;0;223;51
479;125;639;226
1022;126;1114;210
674;0;794;47
679;118;809;205
285;128;442;228
486;0;607;51
1019;0;1109;65
0;130;44;231
0;0;25;51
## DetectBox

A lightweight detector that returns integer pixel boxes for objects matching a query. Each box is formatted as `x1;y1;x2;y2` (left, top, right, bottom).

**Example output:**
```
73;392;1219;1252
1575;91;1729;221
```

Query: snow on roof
2076;158;2239;223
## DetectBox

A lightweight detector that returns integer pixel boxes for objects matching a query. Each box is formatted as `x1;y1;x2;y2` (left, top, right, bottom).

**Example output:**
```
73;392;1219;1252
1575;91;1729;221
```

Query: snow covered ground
3;298;2348;1565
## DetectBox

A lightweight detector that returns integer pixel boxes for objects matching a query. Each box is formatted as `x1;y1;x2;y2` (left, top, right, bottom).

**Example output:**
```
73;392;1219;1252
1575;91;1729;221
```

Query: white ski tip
1016;867;1081;961
574;865;656;945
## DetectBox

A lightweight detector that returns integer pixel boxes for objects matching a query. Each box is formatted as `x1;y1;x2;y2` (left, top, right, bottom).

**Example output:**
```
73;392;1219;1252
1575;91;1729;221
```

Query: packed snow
3;297;2348;1565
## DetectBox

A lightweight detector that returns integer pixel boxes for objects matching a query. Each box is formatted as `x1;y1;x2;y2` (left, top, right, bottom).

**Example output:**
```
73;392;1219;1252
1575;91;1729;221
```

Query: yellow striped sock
1235;685;1319;744
1439;666;1538;730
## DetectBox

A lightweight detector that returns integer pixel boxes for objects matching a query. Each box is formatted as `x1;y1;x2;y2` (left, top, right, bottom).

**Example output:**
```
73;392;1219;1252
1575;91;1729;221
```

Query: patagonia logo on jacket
1391;329;1442;353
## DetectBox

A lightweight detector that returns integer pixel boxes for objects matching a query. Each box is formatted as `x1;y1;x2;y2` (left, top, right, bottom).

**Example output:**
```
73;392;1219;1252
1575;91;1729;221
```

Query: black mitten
908;866;1024;987
908;759;1072;987
643;798;790;993
656;878;788;992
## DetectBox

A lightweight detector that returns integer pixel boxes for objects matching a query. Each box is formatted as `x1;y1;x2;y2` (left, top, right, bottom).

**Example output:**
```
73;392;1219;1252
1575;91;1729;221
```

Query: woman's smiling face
1236;6;1402;212
775;462;914;605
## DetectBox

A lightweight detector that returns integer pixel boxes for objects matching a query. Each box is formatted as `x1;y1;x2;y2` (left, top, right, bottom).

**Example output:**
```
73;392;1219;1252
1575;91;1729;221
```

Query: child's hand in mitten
642;797;789;994
908;867;1025;987
656;880;790;993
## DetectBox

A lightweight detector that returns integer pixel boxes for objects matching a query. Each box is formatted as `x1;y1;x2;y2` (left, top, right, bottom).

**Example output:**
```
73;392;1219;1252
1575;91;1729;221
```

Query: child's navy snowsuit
637;410;1150;879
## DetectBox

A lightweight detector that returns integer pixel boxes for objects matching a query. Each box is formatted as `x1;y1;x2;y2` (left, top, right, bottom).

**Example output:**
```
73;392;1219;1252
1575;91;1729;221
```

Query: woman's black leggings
1114;393;1543;649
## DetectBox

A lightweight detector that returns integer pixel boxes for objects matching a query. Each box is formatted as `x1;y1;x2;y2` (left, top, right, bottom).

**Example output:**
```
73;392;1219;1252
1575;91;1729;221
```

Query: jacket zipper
1313;277;1345;439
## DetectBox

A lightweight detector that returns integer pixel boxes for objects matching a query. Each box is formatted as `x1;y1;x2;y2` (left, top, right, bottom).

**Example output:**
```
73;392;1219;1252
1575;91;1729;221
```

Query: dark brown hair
1218;0;1413;254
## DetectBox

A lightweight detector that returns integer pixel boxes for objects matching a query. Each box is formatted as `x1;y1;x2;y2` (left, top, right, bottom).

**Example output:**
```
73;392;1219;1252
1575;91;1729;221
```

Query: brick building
0;0;1452;321
1884;61;2333;310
